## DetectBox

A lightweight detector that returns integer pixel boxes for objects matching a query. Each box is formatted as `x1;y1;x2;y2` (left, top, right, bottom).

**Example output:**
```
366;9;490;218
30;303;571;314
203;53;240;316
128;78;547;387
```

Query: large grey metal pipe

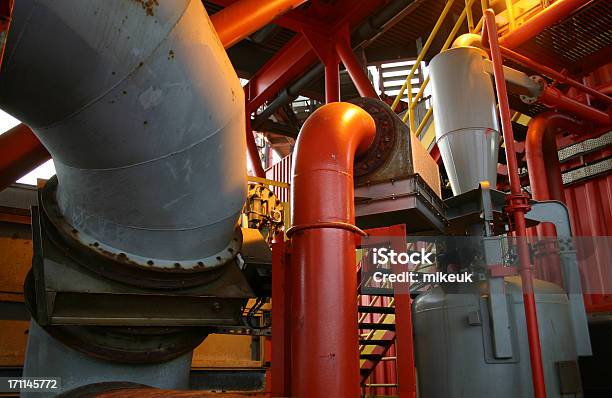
0;0;246;269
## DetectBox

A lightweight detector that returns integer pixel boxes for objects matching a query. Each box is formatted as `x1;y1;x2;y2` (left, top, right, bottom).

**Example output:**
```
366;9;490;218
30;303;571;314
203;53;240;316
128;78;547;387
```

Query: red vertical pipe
271;234;291;396
483;10;548;398
335;39;379;99
288;102;376;397
525;113;584;286
0;124;50;191
525;112;584;203
325;60;341;103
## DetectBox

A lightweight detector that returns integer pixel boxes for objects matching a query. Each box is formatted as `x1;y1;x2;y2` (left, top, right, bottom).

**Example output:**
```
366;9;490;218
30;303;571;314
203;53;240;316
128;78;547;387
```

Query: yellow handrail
390;0;456;112
402;0;477;131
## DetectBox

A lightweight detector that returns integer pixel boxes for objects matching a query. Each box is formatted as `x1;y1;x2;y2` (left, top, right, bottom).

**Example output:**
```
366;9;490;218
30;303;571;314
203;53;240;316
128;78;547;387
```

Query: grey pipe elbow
0;0;246;270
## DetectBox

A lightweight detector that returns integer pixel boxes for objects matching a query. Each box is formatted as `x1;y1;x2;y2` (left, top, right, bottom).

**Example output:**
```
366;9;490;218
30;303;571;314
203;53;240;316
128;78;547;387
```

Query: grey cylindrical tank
413;276;582;398
429;47;500;195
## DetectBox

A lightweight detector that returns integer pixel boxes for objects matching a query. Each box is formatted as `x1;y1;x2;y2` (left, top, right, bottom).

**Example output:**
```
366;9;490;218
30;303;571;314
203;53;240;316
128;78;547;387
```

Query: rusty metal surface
60;383;266;398
39;177;237;289
352;97;398;178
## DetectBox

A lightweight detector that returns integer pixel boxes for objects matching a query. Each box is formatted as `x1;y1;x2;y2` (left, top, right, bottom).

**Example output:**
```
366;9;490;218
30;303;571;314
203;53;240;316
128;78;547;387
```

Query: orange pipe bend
211;0;307;49
290;102;376;397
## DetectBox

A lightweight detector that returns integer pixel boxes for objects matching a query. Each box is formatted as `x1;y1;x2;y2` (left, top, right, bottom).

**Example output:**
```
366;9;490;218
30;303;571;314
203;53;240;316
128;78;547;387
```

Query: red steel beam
499;0;589;49
288;102;376;397
335;28;379;99
210;0;308;48
483;10;548;398
302;29;341;103
271;234;292;397
244;34;318;111
0;124;50;191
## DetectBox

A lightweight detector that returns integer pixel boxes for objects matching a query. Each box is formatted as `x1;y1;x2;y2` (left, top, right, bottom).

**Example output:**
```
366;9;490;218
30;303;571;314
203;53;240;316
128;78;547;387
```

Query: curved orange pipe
289;102;375;397
525;112;585;204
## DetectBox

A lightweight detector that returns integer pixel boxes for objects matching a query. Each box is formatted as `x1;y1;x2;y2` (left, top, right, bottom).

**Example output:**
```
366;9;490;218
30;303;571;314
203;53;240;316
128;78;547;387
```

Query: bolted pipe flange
39;176;240;289
350;97;399;177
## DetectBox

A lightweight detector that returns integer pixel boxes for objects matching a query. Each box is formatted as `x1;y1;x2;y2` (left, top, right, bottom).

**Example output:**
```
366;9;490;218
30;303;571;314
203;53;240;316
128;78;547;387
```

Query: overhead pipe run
211;0;308;49
525;78;612;126
498;0;589;50
288;102;376;397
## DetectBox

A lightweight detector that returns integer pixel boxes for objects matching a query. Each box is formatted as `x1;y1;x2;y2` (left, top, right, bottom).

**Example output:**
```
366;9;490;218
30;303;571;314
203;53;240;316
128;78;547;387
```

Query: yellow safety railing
390;0;490;148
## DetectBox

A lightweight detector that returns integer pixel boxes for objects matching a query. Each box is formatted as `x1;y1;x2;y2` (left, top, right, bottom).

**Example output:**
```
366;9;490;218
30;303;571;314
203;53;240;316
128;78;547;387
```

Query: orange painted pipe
211;0;307;49
289;102;375;397
0;123;50;191
499;0;588;49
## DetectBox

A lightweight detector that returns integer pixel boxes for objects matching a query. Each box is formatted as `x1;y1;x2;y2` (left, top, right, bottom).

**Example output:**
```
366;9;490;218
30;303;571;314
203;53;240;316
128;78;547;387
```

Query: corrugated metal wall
564;172;612;312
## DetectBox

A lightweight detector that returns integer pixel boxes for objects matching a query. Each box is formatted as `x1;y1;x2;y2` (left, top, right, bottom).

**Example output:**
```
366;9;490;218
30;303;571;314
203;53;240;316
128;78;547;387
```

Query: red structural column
271;234;291;397
288;102;376;397
303;30;341;103
483;10;548;398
